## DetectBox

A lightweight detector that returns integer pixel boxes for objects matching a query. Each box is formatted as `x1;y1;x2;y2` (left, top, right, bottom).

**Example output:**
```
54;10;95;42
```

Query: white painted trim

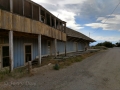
24;43;33;66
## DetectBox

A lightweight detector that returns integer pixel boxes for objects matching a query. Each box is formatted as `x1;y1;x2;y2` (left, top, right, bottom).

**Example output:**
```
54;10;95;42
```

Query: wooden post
28;61;32;74
65;41;67;56
62;23;64;32
54;18;56;28
44;12;46;24
64;23;66;33
38;34;41;65
64;23;67;56
50;15;52;26
54;39;57;57
32;4;33;19
9;31;14;72
23;0;24;15
58;21;60;30
39;7;41;21
10;0;13;12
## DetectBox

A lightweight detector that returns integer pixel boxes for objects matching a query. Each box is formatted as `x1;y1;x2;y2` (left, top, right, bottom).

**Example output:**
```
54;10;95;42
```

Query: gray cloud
32;0;120;31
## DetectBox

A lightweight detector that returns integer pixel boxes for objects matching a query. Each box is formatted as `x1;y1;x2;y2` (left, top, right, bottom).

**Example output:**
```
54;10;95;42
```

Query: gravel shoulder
0;47;120;90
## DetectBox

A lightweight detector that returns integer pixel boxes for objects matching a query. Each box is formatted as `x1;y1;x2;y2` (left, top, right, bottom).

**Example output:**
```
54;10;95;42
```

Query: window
25;45;32;62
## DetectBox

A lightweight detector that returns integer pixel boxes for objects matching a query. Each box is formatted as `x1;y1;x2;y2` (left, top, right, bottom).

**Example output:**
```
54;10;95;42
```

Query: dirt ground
0;47;120;90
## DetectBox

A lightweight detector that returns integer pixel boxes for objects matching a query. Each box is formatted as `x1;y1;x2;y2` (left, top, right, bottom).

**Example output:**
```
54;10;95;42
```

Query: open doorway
2;46;9;68
47;41;51;55
74;42;78;52
24;44;32;64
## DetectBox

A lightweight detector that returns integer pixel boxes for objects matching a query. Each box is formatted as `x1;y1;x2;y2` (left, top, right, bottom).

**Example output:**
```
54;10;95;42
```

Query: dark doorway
2;46;9;67
25;45;32;63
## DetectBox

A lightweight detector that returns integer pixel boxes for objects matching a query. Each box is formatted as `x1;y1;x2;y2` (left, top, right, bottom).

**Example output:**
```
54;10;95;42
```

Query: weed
53;63;60;70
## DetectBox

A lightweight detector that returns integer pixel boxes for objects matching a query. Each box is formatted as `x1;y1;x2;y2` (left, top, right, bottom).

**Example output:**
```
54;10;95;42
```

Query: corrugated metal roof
66;27;95;42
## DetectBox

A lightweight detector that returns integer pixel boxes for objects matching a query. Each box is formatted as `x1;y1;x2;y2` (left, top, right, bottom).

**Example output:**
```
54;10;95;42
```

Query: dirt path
0;47;120;90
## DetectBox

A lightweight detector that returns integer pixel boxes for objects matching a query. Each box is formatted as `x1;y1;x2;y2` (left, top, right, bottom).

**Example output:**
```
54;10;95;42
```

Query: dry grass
0;67;28;82
0;51;98;81
57;51;98;69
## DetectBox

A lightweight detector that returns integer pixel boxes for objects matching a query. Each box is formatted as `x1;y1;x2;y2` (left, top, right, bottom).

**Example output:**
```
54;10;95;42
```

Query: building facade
0;0;95;71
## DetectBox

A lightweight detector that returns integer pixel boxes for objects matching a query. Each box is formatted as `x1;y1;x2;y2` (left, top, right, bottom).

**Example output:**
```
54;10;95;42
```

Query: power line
91;1;120;34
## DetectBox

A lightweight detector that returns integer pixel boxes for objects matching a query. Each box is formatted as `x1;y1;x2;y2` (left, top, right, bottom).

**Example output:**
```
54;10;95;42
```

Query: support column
65;41;67;56
9;31;14;72
10;0;13;12
54;18;56;28
58;21;60;30
54;39;57;57
64;22;67;56
44;12;46;24
39;7;41;21
62;23;64;32
23;0;24;15
64;23;66;33
32;4;33;19
50;15;52;26
38;34;41;65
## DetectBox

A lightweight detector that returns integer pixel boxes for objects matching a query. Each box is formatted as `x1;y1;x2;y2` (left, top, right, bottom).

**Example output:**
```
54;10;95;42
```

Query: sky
32;0;120;45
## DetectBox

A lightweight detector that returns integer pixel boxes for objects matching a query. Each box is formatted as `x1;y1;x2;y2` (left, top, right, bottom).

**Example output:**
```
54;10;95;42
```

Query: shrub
53;63;60;70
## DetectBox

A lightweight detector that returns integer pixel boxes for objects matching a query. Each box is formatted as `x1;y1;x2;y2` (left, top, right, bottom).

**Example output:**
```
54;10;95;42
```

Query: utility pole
89;32;90;37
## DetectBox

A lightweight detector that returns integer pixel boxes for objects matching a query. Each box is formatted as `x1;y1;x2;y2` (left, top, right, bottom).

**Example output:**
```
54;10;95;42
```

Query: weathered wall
0;9;66;41
0;35;57;68
57;40;65;54
66;41;74;53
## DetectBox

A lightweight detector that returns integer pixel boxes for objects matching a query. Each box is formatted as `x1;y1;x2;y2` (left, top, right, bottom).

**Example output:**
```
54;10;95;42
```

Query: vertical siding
0;36;89;68
57;40;65;54
13;37;49;68
78;42;84;51
66;41;74;53
81;41;85;51
13;37;39;68
14;38;24;68
32;39;38;60
41;40;48;56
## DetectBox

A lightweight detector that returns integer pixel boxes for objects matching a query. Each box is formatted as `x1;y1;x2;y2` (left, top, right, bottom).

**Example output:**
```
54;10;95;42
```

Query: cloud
92;36;120;41
52;9;83;30
85;14;120;31
32;0;86;5
32;0;85;30
32;0;120;37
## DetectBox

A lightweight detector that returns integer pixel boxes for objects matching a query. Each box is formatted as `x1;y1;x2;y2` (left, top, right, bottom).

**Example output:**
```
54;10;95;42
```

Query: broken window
46;13;50;26
33;4;39;21
41;9;45;23
24;0;32;18
0;0;10;11
13;0;23;15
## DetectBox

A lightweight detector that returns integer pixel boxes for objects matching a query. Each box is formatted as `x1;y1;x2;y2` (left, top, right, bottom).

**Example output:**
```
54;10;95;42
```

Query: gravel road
0;47;120;90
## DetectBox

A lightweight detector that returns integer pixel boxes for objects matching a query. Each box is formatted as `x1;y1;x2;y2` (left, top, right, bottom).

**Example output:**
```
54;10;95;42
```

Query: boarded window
33;4;39;21
13;0;23;15
24;0;32;18
0;0;10;11
46;13;50;26
51;17;55;27
41;9;45;22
